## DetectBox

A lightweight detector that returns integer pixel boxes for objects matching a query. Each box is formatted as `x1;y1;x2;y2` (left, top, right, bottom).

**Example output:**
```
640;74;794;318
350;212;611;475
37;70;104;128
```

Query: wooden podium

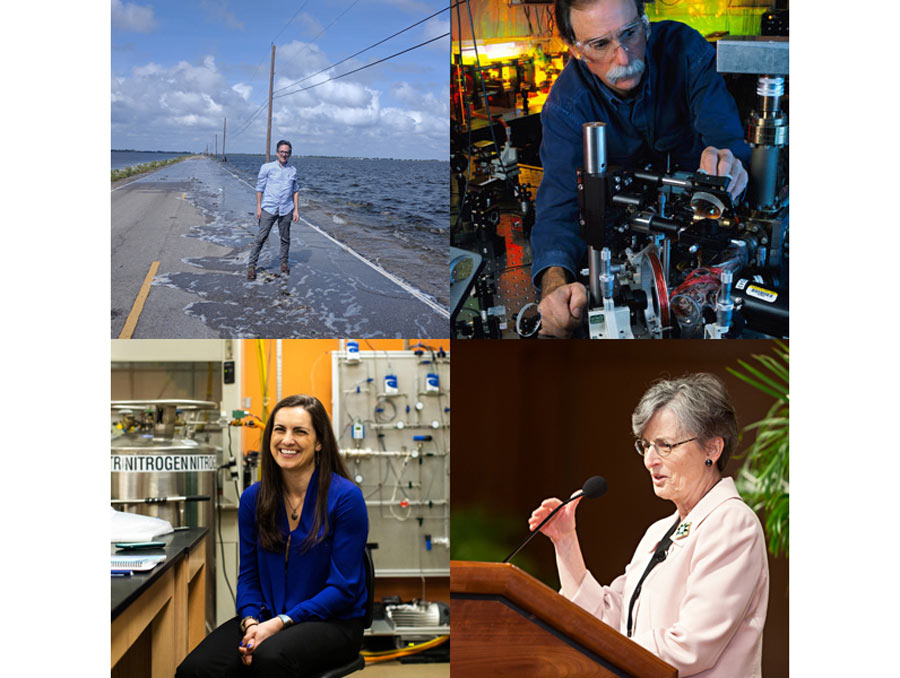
451;560;677;677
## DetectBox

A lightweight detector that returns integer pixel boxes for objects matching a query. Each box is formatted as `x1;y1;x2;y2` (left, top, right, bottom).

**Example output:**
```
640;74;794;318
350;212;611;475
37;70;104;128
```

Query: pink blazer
567;477;769;677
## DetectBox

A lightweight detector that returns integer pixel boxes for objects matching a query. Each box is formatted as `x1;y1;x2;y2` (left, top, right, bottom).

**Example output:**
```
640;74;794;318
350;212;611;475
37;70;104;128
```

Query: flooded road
111;157;448;338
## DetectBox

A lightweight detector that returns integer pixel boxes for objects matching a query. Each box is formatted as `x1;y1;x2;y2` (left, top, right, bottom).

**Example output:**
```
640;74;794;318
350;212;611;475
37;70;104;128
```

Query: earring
705;458;713;467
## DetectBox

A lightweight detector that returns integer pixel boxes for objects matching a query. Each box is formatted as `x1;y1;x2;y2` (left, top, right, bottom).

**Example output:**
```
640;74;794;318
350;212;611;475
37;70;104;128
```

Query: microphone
502;476;607;564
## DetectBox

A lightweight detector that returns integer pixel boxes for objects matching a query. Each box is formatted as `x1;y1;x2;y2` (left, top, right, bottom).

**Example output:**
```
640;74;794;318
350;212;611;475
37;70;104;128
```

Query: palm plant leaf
752;354;790;385
728;346;790;558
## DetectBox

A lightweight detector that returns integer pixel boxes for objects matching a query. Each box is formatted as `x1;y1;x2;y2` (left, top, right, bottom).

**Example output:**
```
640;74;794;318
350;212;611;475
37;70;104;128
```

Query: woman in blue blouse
177;394;369;677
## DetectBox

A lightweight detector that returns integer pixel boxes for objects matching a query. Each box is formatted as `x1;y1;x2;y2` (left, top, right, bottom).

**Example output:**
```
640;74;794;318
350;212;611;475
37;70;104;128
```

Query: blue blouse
531;20;750;286
256;160;299;216
235;470;368;623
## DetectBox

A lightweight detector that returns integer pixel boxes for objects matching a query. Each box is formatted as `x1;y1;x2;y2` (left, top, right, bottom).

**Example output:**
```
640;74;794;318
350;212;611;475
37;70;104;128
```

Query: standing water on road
111;155;450;337
217;154;449;307
112;150;189;170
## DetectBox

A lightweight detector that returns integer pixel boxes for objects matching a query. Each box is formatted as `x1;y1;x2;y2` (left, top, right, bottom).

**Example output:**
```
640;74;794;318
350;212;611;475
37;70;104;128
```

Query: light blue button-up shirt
256;161;299;216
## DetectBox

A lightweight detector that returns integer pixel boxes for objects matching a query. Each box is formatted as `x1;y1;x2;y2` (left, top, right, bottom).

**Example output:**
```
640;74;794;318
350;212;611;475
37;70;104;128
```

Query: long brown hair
256;394;350;552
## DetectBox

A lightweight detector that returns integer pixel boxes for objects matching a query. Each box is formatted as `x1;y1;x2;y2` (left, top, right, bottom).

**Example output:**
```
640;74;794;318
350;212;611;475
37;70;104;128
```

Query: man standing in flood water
248;140;299;281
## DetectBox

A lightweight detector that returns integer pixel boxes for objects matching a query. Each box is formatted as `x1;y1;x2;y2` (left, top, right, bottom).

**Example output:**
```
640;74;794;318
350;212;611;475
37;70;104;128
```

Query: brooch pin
673;522;692;540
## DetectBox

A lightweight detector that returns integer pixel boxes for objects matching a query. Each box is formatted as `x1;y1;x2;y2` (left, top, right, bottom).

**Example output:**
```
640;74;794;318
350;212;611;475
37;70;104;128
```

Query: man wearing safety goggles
532;0;750;338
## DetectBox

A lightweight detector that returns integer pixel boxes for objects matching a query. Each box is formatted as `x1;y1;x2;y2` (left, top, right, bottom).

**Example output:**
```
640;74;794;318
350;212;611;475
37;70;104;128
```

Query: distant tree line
112;149;192;154
111;155;194;182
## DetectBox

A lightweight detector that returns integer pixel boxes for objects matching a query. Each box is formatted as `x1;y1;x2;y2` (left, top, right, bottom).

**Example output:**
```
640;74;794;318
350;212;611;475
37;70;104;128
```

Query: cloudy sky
112;0;450;159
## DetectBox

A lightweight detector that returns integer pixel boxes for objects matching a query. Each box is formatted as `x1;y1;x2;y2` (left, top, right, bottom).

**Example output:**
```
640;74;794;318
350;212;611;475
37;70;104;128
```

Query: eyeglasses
634;436;697;458
277;150;291;156
574;17;647;62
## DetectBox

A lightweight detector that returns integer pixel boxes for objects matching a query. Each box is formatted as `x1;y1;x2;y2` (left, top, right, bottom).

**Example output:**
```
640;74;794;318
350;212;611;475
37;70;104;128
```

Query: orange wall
240;339;450;456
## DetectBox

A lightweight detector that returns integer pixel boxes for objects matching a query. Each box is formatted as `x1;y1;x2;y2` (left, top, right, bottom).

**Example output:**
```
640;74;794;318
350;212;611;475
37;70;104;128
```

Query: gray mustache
606;58;646;84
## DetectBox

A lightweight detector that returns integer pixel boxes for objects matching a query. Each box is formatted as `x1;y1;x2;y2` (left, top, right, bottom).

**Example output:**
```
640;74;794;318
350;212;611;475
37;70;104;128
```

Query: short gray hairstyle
555;0;647;44
631;373;738;472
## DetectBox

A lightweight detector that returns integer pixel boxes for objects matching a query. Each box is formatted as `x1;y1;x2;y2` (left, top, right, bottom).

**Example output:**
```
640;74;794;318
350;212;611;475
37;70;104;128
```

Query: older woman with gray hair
529;373;768;677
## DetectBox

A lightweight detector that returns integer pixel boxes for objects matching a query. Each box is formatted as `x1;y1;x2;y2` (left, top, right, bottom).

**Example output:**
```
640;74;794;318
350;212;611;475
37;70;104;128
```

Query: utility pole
266;43;275;162
222;117;227;161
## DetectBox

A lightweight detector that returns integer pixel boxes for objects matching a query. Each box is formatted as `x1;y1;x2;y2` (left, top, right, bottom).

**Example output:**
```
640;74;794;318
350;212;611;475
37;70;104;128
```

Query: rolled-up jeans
249;209;291;268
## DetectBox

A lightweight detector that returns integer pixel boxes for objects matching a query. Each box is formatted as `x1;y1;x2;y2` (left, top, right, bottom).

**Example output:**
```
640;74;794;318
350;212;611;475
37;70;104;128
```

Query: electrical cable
273;3;459;96
361;634;448;657
273;33;448;99
271;0;311;45
276;0;363;77
235;0;427;140
453;0;512;230
374;396;397;423
362;635;449;663
308;349;330;403
215;461;237;607
523;5;535;35
230;101;272;140
388;451;413;521
465;0;503;169
452;0;473;230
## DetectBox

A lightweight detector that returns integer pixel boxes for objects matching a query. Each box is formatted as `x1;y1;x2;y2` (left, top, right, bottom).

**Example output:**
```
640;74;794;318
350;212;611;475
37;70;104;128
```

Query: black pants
175;616;364;678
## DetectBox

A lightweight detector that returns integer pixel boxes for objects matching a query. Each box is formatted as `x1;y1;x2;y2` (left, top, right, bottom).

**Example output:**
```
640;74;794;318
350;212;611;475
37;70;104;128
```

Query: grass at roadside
111;155;198;182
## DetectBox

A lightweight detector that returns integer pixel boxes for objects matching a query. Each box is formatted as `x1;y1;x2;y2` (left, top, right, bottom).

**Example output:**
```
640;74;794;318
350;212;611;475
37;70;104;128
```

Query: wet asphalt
111;157;449;338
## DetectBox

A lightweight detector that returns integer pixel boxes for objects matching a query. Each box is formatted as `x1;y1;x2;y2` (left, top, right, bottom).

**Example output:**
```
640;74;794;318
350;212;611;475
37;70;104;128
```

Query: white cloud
394;82;417;106
111;0;157;33
112;54;257;148
133;62;163;77
112;48;448;158
274;41;331;83
171;57;225;92
232;83;252;100
423;17;450;50
392;82;447;117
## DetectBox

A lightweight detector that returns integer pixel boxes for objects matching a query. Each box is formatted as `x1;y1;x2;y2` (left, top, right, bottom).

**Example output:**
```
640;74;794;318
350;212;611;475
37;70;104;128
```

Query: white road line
111;177;148;192
219;163;449;319
296;214;449;318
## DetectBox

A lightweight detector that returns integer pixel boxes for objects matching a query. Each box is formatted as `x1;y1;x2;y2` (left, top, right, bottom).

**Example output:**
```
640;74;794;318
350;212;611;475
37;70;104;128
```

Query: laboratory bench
111;527;208;678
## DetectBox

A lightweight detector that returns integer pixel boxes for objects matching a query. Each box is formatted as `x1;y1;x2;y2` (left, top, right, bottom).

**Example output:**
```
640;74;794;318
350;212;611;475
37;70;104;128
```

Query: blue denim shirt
256;160;299;216
531;21;750;287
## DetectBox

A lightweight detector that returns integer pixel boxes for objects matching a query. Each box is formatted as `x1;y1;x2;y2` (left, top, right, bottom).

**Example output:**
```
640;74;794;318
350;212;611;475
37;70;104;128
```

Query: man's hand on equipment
700;147;747;198
538;267;587;338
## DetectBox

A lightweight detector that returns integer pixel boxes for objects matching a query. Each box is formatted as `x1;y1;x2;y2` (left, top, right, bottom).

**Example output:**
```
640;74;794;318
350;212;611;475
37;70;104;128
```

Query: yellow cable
361;635;448;663
361;635;447;656
255;339;269;424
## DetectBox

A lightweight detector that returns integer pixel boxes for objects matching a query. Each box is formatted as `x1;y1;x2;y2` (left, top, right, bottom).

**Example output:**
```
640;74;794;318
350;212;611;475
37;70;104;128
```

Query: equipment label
746;285;778;303
111;454;218;473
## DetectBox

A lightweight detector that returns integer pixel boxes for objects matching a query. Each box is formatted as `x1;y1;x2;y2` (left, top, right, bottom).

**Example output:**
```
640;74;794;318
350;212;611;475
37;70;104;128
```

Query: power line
229;1;313;140
232;0;366;140
310;0;362;42
230;3;453;140
273;32;449;100
272;2;458;97
271;0;311;44
277;0;363;76
230;100;271;140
